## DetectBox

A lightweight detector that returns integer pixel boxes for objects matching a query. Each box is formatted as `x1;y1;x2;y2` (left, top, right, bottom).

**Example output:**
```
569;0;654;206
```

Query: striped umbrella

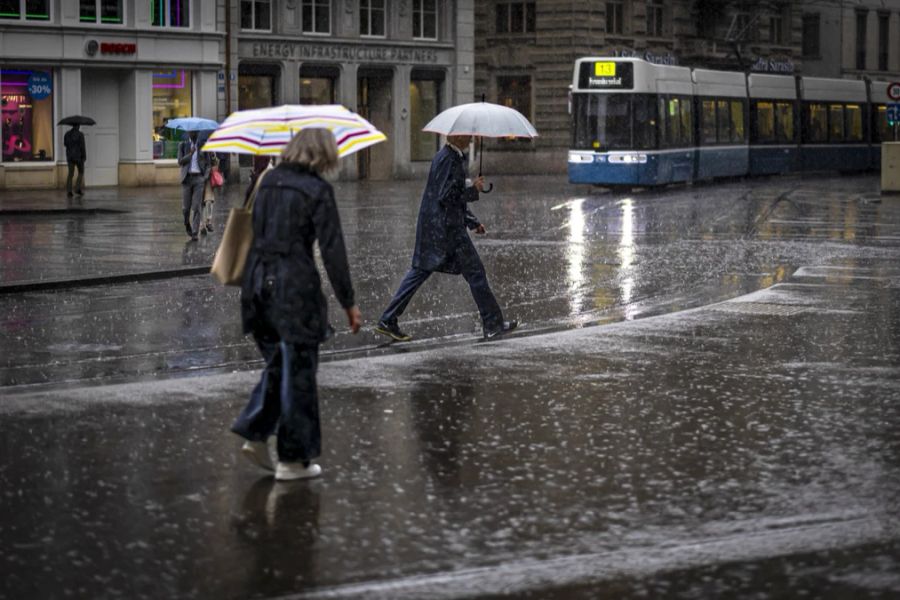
201;104;386;158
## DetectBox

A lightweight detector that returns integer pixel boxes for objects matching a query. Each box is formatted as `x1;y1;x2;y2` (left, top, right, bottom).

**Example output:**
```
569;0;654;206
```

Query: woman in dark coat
231;128;362;481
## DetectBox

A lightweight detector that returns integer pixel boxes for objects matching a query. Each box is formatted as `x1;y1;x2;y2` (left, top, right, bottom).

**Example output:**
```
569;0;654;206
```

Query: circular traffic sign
888;81;900;100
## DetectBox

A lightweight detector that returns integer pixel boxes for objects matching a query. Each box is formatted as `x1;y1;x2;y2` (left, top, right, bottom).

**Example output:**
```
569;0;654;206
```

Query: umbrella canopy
422;101;538;139
202;104;386;157
57;115;96;126
165;117;219;132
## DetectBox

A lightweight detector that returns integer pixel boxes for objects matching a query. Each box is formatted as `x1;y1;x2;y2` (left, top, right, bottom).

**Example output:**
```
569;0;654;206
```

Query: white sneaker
275;461;322;481
241;438;277;472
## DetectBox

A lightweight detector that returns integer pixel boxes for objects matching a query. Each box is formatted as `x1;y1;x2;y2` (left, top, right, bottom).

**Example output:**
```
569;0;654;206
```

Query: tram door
357;71;393;180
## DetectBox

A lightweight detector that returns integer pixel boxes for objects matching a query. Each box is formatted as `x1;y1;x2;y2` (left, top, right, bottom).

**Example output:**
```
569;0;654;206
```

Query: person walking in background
245;155;272;204
178;130;210;241
232;129;362;482
374;134;517;342
64;124;86;197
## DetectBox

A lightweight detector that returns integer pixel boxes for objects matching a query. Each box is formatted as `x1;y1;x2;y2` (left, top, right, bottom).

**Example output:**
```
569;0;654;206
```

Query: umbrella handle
482;182;493;194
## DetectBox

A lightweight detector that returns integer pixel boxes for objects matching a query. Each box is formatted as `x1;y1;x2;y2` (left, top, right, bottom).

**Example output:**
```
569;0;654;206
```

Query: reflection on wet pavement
2;175;898;387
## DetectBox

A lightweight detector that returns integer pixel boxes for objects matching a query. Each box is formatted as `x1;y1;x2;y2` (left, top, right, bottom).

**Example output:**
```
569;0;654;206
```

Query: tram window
679;96;693;145
829;104;844;142
666;97;681;146
845;104;863;141
716;100;731;143
632;95;657;150
806;103;828;142
775;101;793;142
756;101;775;143
874;105;892;142
730;100;745;142
700;99;717;144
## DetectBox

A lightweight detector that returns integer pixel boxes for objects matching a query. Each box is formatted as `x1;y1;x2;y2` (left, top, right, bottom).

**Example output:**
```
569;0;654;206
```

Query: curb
0;266;212;294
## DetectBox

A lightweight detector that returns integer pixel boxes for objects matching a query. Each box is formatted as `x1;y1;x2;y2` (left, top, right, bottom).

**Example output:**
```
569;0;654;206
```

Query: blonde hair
281;128;339;173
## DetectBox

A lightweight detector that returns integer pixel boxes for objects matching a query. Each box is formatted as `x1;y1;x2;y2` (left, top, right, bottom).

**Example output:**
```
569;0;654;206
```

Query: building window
1;68;54;162
878;12;889;71
647;0;663;37
241;0;271;30
410;78;440;160
302;0;330;34
496;75;532;126
606;0;623;35
768;8;783;45
80;0;123;23
495;2;535;34
0;0;50;20
360;0;385;36
152;69;193;159
413;0;437;40
856;10;867;70
802;13;819;57
151;0;189;27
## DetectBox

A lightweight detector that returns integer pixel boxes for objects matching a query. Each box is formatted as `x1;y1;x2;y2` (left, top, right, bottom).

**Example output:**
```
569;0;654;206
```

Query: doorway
357;70;393;180
81;71;120;186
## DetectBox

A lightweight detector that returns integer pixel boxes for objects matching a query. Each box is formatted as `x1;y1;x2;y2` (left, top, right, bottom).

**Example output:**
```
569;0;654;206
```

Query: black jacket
412;145;481;274
64;129;86;163
240;163;355;344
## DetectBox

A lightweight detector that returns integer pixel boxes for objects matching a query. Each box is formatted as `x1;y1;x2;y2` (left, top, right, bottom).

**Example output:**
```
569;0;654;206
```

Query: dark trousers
381;244;503;331
66;160;84;194
231;332;321;463
181;174;204;235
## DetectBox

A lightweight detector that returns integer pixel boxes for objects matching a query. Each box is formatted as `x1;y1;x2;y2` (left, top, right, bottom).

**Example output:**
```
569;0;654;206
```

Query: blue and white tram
568;56;886;187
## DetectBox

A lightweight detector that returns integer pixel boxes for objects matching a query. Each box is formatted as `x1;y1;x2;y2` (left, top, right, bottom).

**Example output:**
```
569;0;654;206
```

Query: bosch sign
100;42;137;55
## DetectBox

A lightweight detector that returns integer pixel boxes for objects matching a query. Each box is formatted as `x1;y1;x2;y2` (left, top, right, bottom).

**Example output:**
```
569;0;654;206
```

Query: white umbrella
422;101;538;138
423;99;538;192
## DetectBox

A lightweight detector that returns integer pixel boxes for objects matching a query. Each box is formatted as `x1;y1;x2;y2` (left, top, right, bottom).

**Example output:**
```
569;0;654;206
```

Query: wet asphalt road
1;174;899;599
0;175;893;388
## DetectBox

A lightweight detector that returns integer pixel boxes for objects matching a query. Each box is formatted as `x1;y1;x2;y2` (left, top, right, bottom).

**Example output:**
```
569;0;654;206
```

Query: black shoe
184;223;192;235
190;234;199;242
374;320;412;342
66;191;73;197
75;190;83;196
205;223;214;232
484;320;518;340
200;227;208;235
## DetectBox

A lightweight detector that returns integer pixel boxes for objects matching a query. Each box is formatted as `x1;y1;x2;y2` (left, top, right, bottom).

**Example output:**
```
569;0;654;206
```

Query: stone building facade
0;1;222;189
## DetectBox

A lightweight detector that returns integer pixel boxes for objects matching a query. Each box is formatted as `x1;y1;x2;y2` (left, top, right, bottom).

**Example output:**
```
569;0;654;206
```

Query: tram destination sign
578;61;634;90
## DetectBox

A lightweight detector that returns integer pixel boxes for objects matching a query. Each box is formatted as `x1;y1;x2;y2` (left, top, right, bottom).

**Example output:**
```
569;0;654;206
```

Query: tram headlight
607;153;648;164
568;151;595;163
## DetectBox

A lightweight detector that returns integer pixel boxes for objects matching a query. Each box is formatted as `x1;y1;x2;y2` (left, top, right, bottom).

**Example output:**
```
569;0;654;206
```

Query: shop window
152;69;193;159
0;0;50;20
495;3;535;34
802;14;819;58
496;75;531;119
302;0;330;34
239;74;275;110
80;0;123;23
241;0;271;31
1;68;54;162
410;79;440;160
647;0;663;37
606;0;623;35
413;0;437;40
151;0;189;28
360;0;385;37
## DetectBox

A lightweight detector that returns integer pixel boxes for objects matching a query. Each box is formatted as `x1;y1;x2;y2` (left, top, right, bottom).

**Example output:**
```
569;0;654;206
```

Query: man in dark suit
375;134;517;342
177;130;210;241
64;124;86;197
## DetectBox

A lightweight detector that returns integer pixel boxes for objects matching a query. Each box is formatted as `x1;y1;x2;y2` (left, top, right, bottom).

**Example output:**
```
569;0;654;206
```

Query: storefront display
152;69;193;159
0;68;54;162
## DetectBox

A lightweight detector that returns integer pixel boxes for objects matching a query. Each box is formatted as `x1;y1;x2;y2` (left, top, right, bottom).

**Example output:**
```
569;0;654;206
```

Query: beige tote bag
210;171;267;286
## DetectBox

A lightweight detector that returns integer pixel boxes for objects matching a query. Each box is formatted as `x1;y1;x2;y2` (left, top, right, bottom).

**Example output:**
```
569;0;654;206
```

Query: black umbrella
57;115;96;126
